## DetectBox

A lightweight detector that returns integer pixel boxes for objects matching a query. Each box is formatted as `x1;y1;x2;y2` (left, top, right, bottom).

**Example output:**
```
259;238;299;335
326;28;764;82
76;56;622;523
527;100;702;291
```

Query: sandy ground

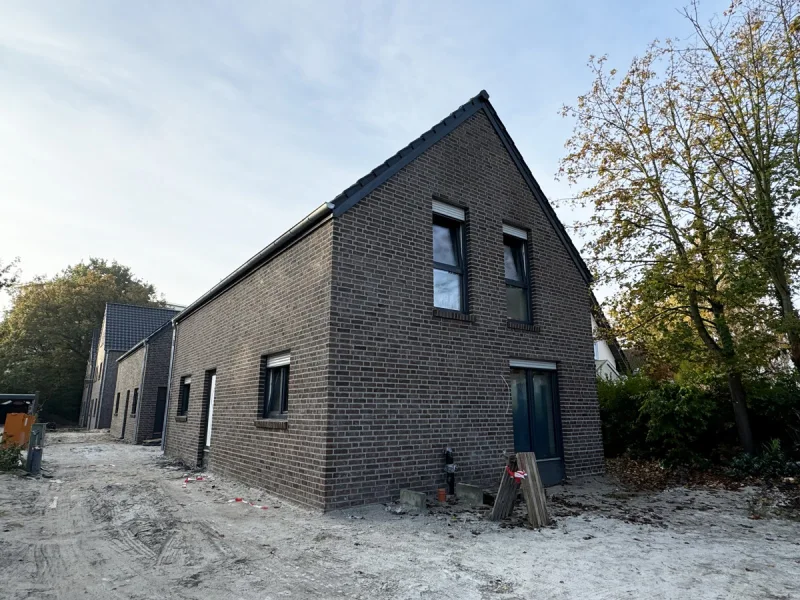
0;433;798;600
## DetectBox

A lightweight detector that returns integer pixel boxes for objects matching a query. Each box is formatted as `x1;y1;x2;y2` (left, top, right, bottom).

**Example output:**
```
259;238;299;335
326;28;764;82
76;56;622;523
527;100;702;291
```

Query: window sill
433;308;476;323
507;320;540;333
254;419;288;430
174;415;188;423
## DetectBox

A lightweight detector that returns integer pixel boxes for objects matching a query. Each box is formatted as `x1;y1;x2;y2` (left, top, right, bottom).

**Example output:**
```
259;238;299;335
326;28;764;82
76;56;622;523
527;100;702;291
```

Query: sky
0;0;729;309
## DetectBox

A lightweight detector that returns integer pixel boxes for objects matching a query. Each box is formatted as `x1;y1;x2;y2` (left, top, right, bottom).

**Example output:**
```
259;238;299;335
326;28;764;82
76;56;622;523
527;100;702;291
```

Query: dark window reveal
131;388;139;416
433;215;466;311
504;235;530;322
115;392;120;415
263;365;289;419
178;376;191;416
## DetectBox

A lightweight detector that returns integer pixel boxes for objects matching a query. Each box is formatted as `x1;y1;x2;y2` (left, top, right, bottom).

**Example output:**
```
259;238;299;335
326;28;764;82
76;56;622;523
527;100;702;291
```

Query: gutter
160;321;177;452
175;203;333;323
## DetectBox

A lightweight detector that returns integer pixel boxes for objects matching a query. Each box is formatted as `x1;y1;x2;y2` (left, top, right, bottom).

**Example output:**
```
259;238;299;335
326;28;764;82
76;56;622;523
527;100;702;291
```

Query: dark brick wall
324;111;602;509
110;347;144;441
97;350;122;429
136;327;172;443
163;108;602;511
163;222;334;510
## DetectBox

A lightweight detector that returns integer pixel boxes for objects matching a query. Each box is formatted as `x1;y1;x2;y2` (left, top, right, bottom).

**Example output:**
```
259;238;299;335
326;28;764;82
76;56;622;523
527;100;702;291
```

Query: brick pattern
163;222;334;510
324;111;602;509
110;347;144;441
96;351;122;429
135;327;172;442
164;109;603;511
109;327;173;443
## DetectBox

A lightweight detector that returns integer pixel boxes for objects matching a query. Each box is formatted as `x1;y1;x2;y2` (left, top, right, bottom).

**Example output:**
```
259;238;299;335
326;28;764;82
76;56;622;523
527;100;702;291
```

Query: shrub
596;375;654;457
746;373;800;454
0;434;23;471
639;382;724;467
727;439;800;479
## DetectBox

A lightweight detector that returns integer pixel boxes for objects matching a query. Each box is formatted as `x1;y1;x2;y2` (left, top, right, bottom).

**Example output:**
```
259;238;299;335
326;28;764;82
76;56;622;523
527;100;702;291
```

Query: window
131;388;139;416
125;389;130;411
593;341;600;360
262;353;290;419
97;362;103;382
114;393;120;415
178;376;191;416
432;201;466;312
503;225;530;322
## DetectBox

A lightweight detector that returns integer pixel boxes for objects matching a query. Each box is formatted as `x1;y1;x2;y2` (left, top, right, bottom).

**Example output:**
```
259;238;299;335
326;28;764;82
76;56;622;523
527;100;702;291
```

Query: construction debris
487;452;551;527
517;452;550;528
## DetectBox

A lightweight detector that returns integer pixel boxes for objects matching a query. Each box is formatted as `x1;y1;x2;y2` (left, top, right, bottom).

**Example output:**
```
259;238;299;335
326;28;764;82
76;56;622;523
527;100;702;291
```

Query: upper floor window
503;224;530;322
432;200;466;312
262;353;290;419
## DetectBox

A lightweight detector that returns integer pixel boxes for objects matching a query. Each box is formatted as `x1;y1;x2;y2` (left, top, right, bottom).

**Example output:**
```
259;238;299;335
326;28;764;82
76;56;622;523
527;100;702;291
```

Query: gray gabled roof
103;303;180;351
117;319;173;363
176;90;591;323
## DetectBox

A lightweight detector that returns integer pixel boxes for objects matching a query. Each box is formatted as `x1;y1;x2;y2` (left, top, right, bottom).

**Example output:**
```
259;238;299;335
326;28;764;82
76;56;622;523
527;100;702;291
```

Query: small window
504;232;530;322
593;341;600;360
131;388;139;416
114;393;120;415
432;205;466;312
262;354;290;419
97;362;103;382
178;376;191;416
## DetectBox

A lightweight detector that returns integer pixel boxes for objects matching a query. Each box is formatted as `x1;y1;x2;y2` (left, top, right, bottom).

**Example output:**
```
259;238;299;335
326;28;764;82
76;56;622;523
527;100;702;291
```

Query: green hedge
597;373;800;468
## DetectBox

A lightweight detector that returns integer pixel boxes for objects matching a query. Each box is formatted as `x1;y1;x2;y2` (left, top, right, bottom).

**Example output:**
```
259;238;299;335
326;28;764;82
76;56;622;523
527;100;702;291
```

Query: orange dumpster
2;413;36;447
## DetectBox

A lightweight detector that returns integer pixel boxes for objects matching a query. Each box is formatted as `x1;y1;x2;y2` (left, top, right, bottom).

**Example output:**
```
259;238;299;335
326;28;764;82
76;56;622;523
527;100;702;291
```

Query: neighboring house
78;328;100;428
590;295;630;381
164;90;603;511
109;321;173;444
81;303;180;430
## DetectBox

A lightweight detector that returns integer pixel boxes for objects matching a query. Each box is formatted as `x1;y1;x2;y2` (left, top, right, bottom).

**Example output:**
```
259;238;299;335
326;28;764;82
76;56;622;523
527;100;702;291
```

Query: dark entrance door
121;398;130;440
509;367;564;485
153;387;167;437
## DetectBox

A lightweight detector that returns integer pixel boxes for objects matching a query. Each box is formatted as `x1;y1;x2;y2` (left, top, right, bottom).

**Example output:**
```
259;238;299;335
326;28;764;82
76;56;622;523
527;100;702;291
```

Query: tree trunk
727;370;754;454
771;268;800;374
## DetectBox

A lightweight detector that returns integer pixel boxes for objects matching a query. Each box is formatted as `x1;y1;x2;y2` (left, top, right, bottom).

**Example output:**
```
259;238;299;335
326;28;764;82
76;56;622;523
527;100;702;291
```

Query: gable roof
329;90;591;283
116;319;173;363
103;303;180;351
176;90;591;323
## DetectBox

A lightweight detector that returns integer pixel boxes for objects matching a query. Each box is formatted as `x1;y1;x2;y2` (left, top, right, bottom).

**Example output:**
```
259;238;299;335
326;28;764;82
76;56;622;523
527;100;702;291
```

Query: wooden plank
516;452;551;528
487;455;519;521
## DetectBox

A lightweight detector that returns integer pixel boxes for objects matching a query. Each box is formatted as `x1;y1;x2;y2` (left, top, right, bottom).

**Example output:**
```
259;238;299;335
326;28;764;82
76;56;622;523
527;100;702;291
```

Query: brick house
163;90;602;511
81;303;180;430
109;321;173;443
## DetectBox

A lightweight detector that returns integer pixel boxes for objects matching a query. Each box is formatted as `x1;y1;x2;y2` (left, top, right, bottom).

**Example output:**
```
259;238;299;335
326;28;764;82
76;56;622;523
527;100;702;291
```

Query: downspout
132;340;149;444
160;321;177;453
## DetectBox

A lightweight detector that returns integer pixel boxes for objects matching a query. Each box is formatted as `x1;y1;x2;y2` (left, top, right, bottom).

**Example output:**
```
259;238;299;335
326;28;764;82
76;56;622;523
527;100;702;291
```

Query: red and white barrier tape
182;476;208;488
228;498;269;510
505;466;528;482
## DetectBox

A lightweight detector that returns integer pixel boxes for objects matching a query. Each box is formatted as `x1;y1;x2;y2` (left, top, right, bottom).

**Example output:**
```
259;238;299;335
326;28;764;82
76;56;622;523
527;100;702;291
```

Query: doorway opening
509;364;564;485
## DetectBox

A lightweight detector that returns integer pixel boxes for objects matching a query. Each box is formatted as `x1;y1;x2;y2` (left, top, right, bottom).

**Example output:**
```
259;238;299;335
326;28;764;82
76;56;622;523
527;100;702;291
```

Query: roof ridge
105;302;179;310
330;90;490;210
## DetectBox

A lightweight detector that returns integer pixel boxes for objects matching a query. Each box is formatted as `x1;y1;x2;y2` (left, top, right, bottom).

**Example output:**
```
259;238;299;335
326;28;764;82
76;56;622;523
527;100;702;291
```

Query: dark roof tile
103;303;180;351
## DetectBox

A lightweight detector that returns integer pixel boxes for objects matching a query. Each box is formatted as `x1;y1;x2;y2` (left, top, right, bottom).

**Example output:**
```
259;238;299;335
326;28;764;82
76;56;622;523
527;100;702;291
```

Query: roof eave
175;203;333;324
